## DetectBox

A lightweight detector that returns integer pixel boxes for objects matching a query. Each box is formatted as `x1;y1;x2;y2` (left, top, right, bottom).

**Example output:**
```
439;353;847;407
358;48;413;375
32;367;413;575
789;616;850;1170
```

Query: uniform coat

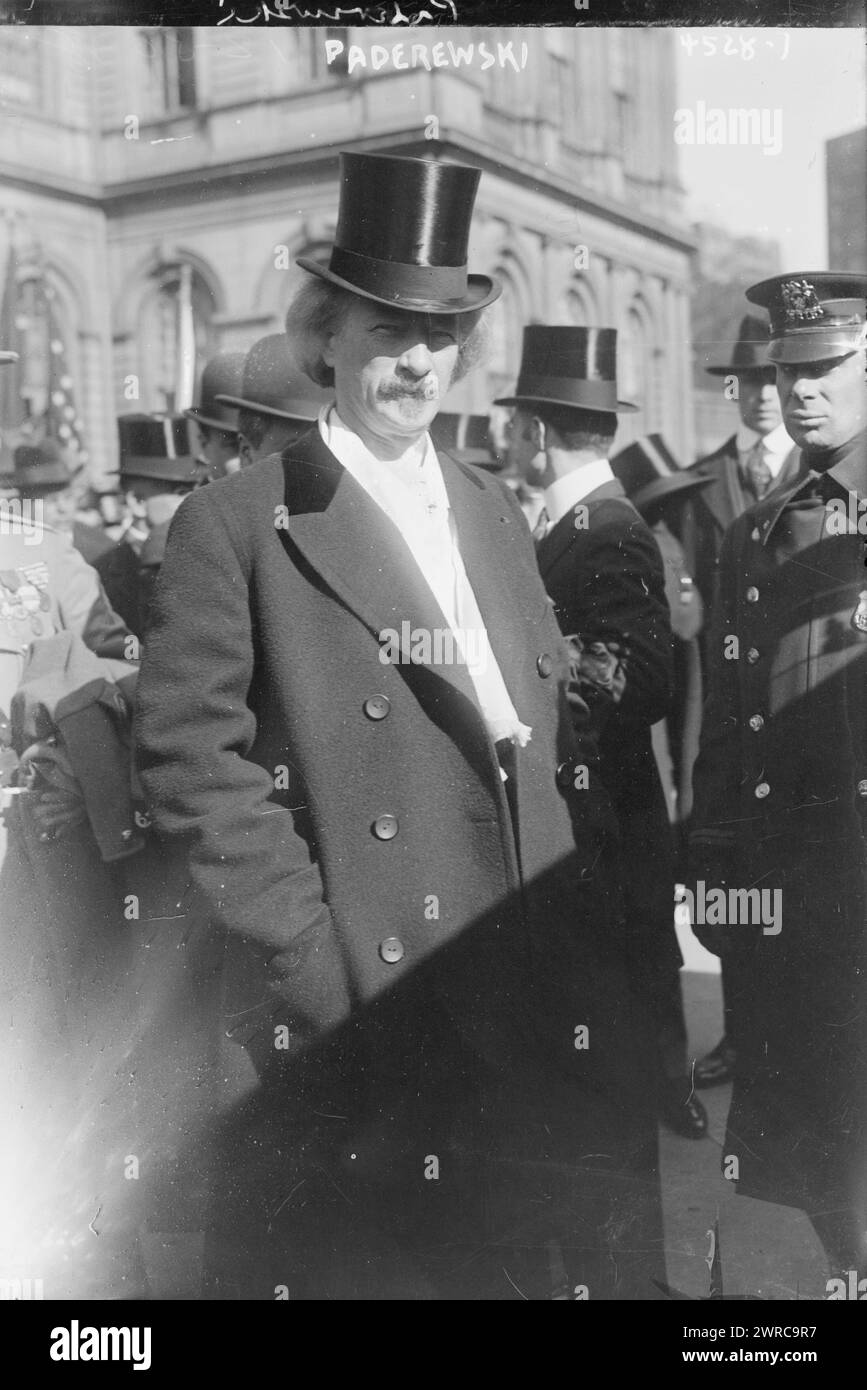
689;444;867;1218
136;426;663;1299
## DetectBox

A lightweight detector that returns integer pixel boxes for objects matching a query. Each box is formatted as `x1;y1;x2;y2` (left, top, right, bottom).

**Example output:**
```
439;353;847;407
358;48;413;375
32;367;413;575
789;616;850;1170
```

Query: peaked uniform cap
746;272;867;364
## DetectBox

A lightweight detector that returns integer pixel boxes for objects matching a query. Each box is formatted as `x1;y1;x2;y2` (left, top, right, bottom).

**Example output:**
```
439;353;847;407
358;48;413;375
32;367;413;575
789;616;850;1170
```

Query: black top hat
12;439;74;493
296;152;501;316
1;349;18;365
745;271;867;364
184;352;246;432
703;314;775;376
611;434;713;513
113;415;199;485
494;326;636;414
429;412;500;469
216;334;332;423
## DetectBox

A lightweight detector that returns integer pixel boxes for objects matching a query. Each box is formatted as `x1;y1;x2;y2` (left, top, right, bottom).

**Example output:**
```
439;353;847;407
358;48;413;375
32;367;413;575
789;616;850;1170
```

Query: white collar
543;458;615;528
735;421;791;458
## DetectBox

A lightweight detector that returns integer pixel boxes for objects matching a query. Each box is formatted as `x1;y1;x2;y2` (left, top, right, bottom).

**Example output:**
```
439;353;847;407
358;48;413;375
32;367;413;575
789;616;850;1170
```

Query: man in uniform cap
686;312;804;1089
214;334;330;468
95;415;199;640
184;352;246;481
689;272;867;1281
10;438;114;567
499;328;706;1141
136;151;663;1299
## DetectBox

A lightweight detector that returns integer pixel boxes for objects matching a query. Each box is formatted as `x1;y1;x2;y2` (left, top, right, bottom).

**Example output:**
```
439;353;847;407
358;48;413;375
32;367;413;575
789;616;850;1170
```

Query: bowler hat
494;326;636;414
429;412;500;469
703;315;774;376
611;434;713;513
296;151;500;316
12;438;74;493
113;415;199;485
746;271;867;364
216;334;332;423
184;352;246;432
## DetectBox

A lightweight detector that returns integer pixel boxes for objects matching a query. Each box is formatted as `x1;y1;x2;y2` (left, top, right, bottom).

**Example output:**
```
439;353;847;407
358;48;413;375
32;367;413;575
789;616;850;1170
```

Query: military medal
852;590;867;633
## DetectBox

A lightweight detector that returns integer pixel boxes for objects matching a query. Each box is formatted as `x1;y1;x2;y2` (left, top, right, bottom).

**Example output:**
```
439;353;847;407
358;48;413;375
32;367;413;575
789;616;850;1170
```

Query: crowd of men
1;149;864;1300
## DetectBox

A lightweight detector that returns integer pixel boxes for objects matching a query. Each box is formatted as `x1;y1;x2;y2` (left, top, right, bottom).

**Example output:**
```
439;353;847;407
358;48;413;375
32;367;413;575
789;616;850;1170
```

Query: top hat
703;314;775;376
296;151;501;316
429;412;500;469
746;272;867;364
0;350;18;365
216;334;332;423
184;352;246;432
611;434;713;513
494;326;636;414
113;415;199;485
12;438;75;493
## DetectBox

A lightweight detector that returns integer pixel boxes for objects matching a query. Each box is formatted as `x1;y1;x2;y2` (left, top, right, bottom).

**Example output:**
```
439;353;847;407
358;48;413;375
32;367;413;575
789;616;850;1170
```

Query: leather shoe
693;1036;736;1088
660;1078;708;1139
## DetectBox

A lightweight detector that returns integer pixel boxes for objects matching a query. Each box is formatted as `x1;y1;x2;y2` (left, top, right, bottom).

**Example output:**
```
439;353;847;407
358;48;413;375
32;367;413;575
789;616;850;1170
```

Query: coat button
555;762;574;789
372;814;398;840
858;780;867;797
363;695;390;721
748;714;764;732
754;781;770;799
746;647;760;664
379;937;404;963
746;586;759;603
536;653;554;677
751;526;761;541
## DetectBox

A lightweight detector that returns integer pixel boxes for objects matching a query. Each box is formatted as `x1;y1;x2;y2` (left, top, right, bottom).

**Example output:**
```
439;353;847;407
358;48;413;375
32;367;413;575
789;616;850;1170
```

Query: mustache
378;377;439;402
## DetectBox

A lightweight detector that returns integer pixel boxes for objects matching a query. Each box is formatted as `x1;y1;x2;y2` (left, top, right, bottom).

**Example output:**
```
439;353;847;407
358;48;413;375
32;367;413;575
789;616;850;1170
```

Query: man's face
737;370;781;435
775;348;867;452
195;423;238;480
40;486;76;531
324;300;461;446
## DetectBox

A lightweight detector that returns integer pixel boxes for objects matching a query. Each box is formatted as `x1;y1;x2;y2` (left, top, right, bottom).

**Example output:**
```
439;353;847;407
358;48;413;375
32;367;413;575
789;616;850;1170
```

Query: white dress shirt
319;406;531;751
735;422;792;481
542;457;616;534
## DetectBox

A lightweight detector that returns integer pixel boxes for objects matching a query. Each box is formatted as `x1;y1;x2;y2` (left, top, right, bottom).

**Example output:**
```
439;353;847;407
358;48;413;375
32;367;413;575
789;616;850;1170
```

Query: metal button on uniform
363;695;390;721
749;714;764;732
379;937;404;964
746;586;759;603
746;647;760;664
372;814;398;840
751;527;761;542
858;780;867;797
536;653;554;677
754;782;770;799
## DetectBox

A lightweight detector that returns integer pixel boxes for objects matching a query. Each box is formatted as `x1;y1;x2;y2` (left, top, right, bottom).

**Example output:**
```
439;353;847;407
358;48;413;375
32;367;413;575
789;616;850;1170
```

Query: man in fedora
689;273;867;1281
95;415;200;640
136;151;663;1299
686;312;804;1090
499;329;706;1141
184;352;246;481
10;438;114;567
214;333;331;468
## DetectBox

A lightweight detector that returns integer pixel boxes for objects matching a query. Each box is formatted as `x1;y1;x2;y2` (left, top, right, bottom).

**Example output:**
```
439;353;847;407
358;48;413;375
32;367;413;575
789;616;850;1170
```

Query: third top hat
494;326;636;414
296;151;501;315
611;434;713;512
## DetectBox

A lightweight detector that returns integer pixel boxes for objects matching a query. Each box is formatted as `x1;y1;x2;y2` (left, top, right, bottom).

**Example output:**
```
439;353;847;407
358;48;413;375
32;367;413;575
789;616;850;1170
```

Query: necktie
745;440;772;500
531;506;550;541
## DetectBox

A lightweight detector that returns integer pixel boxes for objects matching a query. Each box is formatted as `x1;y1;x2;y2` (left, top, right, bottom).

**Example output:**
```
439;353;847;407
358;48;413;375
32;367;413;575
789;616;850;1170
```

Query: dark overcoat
536;480;681;990
135;427;663;1299
689;453;867;1219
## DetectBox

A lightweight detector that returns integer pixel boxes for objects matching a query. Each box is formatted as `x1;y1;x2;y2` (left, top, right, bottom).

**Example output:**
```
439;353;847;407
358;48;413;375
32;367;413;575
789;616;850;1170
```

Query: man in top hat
688;273;867;1281
428;411;502;471
214;333;331;468
136;151;664;1299
499;329;706;1141
95;415;200;640
184;352;246;482
686;313;804;1090
10;438;114;567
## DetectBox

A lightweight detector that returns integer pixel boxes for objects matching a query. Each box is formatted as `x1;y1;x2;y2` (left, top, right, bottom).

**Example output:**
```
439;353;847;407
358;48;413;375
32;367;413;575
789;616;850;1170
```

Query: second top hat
114;415;200;485
296;151;501;315
494;326;636;414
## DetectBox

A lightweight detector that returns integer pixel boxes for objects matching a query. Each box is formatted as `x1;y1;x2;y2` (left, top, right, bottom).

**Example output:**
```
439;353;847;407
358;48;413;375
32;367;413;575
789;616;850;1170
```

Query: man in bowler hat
500;329;706;1140
184;352;245;481
214;333;331;468
136;151;664;1299
689;273;867;1279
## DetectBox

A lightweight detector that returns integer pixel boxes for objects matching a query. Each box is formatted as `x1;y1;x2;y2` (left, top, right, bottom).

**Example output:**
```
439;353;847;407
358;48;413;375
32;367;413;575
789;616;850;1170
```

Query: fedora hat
745;271;867;364
296;151;500;316
184;352;246;432
216;334;332;423
12;438;75;493
703;314;774;376
113;415;199;485
494;326;636;414
611;434;713;513
429;412;501;469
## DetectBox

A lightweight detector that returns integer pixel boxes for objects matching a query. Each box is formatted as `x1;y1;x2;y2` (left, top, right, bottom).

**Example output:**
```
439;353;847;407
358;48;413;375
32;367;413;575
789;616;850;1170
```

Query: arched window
137;264;216;414
618;305;652;444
